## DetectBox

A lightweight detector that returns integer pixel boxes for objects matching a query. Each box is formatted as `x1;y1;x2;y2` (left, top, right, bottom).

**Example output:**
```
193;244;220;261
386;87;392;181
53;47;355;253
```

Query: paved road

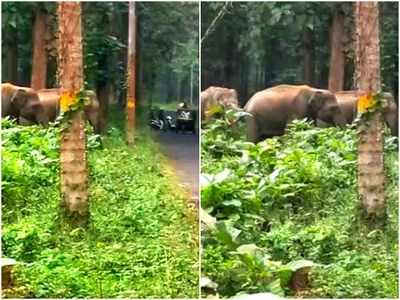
154;130;199;206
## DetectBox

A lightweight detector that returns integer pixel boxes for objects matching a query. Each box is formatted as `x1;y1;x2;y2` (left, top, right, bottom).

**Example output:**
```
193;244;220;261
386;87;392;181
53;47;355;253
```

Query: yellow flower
357;93;374;113
127;98;136;109
60;91;76;112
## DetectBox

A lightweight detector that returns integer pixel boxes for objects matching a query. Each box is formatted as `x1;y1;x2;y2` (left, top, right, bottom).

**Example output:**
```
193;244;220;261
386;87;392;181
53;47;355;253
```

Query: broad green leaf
267;279;285;296
230;292;283;299
286;259;314;271
214;221;241;249
236;244;260;256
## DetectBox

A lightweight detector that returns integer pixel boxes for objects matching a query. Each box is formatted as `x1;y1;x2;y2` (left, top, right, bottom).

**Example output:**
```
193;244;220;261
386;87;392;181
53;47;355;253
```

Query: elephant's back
2;83;35;93
335;91;358;103
245;88;294;112
38;92;60;107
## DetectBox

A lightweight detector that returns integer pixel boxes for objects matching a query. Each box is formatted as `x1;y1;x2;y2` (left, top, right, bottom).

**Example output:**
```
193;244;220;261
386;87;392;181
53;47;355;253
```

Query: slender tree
5;34;18;84
31;4;48;90
58;2;88;225
354;2;385;216
107;3;118;106
328;5;345;92
126;1;137;145
302;28;315;85
3;13;19;84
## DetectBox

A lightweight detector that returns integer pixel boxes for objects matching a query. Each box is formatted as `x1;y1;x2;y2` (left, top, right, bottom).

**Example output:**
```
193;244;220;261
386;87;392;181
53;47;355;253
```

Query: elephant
37;88;103;133
201;86;239;121
244;85;346;143
1;83;49;125
334;90;398;136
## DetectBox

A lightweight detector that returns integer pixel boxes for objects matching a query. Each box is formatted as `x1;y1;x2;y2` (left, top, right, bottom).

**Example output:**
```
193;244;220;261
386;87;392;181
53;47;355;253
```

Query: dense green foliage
201;111;398;298
201;2;398;102
2;115;198;298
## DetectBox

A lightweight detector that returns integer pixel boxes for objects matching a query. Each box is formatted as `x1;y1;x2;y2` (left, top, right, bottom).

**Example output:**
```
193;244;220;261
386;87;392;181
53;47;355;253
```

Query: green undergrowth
2;112;199;298
152;101;198;111
152;101;182;111
201;110;398;298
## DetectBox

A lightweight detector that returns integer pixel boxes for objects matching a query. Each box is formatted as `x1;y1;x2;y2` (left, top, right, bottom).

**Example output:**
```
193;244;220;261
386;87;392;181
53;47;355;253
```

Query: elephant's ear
10;89;29;108
308;90;325;112
230;89;238;98
230;89;239;106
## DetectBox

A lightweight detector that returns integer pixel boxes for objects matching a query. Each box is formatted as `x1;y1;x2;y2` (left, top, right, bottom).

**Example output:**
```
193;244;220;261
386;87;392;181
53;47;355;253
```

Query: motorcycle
165;115;176;130
149;109;176;131
149;109;166;131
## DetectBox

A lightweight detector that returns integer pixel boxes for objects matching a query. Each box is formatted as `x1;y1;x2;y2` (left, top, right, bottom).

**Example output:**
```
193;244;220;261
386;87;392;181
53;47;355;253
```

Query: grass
151;101;198;111
2;108;199;298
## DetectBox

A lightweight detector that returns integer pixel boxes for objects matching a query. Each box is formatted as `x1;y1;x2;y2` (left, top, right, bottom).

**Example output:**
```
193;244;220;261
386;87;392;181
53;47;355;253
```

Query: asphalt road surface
154;130;199;206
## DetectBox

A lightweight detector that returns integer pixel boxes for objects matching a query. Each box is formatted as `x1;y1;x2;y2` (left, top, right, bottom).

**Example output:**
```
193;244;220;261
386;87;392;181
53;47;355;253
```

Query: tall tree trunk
108;3;118;105
328;7;345;92
58;2;88;225
95;12;111;133
6;42;18;84
166;68;174;103
176;77;181;102
137;41;145;106
31;5;48;90
4;28;19;84
302;28;315;85
354;2;385;216
126;2;137;145
118;10;129;107
224;33;235;87
180;76;187;102
241;55;248;105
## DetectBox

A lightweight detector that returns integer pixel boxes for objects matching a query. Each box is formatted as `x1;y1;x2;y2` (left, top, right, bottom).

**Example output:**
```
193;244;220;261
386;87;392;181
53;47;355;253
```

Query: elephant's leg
316;119;330;128
246;114;259;143
86;111;100;134
19;117;34;125
384;110;398;137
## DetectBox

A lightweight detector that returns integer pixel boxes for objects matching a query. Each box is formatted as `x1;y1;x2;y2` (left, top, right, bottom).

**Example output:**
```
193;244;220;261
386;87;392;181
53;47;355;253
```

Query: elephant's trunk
245;113;258;143
333;113;346;128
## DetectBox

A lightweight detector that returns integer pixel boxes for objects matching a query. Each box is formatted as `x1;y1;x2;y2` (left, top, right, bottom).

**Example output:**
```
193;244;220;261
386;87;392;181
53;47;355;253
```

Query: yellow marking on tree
357;93;374;113
127;99;136;109
60;91;76;112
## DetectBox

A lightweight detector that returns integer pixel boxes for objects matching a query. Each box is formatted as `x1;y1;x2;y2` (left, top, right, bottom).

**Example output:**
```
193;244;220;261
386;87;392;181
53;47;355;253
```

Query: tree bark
58;2;88;225
302;28;315;85
137;41;145;106
4;28;19;84
241;56;248;105
108;3;118;105
126;2;137;145
118;10;129;107
166;68;174;103
354;2;385;216
176;77;181;102
31;5;48;90
328;7;345;92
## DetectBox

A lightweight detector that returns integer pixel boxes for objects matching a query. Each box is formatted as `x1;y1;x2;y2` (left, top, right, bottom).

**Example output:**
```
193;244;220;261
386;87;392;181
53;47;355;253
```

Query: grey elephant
244;85;346;142
201;86;239;121
37;88;103;134
334;90;398;136
1;83;49;125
